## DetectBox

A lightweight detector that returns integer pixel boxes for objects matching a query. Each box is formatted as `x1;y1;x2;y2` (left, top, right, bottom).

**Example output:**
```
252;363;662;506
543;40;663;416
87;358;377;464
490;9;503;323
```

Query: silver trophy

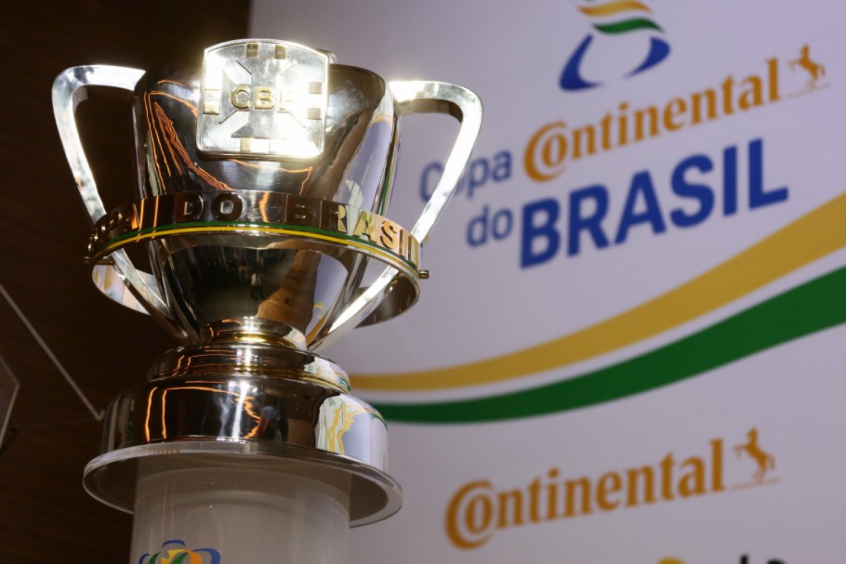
53;39;481;562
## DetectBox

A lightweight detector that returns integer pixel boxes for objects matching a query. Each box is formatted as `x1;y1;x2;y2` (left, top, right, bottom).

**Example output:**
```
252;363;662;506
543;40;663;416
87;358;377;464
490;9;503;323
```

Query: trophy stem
149;317;350;392
201;318;309;350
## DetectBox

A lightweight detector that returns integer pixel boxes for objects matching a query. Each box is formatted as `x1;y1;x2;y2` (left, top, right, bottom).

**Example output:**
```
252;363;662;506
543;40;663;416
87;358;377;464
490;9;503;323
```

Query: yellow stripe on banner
353;192;846;392
578;1;652;17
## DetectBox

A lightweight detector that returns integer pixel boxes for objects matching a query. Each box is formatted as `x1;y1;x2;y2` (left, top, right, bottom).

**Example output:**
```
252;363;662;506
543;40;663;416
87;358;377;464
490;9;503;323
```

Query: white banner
252;2;846;562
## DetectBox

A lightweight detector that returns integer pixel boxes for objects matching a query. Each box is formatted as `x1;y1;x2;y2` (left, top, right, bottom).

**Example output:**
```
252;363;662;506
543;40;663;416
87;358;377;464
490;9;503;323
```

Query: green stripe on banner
375;266;846;424
593;18;663;35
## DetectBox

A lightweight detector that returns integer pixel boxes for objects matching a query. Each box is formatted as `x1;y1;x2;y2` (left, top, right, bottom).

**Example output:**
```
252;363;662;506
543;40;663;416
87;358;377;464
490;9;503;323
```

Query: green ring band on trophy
86;191;422;281
53;37;482;562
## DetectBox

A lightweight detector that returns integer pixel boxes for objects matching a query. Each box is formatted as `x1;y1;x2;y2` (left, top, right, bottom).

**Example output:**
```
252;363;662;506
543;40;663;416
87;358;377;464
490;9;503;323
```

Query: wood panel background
0;2;250;561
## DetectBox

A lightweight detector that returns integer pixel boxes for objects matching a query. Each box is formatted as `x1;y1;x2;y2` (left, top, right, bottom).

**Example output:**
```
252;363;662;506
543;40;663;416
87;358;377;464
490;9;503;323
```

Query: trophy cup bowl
53;39;481;562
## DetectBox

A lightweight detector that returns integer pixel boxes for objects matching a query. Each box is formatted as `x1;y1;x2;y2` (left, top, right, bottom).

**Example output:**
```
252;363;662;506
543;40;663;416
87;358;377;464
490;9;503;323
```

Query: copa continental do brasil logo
560;0;671;91
417;44;828;273
446;428;777;550
138;540;221;564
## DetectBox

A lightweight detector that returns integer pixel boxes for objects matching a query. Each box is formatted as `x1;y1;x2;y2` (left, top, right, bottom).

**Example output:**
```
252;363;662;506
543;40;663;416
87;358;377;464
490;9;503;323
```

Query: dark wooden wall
0;2;250;561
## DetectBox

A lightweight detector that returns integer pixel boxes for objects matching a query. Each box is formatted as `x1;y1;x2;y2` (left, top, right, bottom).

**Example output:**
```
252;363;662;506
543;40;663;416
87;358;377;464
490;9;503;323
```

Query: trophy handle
317;81;483;350
52;65;185;340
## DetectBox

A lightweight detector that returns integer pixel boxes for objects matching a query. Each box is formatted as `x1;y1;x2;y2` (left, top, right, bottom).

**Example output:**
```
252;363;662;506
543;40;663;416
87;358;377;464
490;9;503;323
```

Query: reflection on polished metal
53;38;481;557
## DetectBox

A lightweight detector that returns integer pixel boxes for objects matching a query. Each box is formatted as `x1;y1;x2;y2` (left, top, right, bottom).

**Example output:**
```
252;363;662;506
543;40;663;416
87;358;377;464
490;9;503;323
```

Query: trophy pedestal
83;318;401;528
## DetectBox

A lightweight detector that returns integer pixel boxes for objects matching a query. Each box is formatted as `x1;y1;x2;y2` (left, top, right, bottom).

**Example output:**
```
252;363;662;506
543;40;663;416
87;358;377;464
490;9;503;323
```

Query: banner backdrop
251;2;846;562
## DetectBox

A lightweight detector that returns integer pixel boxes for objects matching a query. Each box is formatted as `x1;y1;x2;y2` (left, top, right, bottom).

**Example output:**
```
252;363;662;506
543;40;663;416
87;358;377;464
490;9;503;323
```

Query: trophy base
83;318;402;526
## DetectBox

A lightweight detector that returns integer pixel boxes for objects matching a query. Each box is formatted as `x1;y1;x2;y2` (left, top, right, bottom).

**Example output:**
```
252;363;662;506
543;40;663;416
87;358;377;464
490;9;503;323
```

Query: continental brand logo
446;428;777;549
560;0;670;91
533;54;779;181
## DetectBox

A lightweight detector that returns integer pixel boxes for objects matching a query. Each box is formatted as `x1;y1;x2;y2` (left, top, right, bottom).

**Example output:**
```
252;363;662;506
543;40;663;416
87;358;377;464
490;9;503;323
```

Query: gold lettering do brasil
86;190;421;276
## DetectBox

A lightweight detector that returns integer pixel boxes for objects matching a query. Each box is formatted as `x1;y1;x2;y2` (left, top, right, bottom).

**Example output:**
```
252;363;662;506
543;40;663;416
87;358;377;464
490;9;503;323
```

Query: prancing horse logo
560;0;671;92
733;427;775;483
789;44;826;89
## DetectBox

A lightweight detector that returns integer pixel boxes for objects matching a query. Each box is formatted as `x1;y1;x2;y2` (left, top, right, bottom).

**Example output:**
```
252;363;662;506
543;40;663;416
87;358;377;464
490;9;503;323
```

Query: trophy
53;39;481;563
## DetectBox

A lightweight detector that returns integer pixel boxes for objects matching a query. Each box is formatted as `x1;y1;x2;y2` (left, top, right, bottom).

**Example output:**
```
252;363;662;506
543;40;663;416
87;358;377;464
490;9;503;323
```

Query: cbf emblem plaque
197;39;329;159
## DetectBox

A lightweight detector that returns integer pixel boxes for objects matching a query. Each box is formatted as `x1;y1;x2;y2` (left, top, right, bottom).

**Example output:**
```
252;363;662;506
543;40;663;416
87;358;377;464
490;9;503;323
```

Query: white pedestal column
131;462;350;564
